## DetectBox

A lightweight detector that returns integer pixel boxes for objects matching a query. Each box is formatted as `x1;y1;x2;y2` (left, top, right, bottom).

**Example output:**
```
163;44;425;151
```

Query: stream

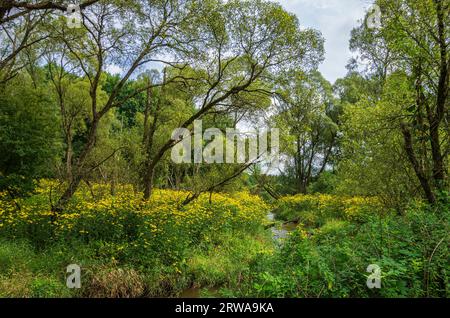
267;212;298;240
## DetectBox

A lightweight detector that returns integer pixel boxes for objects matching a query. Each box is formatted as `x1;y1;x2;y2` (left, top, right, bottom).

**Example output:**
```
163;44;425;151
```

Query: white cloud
106;64;123;75
277;0;372;83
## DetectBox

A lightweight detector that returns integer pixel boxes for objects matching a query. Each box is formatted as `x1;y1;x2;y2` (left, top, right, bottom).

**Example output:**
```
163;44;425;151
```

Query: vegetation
242;193;448;298
0;0;448;298
0;181;271;297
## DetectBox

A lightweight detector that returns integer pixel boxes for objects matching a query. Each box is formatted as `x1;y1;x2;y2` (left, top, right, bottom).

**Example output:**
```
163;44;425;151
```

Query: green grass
0;228;274;298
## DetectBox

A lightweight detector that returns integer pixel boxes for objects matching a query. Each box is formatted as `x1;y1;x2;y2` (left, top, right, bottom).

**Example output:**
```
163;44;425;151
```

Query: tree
141;0;324;199
337;72;422;210
48;0;195;212
0;72;61;196
0;1;100;83
348;0;449;204
274;71;337;193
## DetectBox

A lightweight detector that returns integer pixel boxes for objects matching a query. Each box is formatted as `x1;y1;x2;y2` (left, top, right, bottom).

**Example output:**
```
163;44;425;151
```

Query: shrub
239;197;448;298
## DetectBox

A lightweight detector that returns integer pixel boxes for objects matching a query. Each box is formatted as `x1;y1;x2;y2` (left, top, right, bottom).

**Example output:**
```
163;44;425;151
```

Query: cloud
106;64;123;75
277;0;371;83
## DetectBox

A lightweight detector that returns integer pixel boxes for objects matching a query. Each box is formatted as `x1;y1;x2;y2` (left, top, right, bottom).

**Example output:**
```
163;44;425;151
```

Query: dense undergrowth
0;181;448;298
234;193;449;298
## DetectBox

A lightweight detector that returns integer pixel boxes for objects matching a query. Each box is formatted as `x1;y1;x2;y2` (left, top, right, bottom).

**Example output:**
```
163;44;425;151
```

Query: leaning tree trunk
52;119;99;213
52;175;83;220
401;123;436;204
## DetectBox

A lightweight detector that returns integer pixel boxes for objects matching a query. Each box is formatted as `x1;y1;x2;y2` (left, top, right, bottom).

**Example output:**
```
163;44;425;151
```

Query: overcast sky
277;0;373;83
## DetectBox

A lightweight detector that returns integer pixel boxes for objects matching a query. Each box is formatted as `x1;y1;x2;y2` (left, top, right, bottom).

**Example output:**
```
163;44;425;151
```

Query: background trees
0;72;61;196
342;0;449;205
0;0;447;211
274;71;338;194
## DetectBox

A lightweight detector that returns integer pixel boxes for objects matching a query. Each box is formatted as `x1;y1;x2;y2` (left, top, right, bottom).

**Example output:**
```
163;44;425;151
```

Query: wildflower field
0;180;447;298
0;180;273;297
274;194;383;225
0;180;269;250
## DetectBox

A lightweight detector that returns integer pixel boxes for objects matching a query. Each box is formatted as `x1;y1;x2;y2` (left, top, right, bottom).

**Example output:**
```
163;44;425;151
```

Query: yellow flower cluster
0;181;270;251
277;193;382;223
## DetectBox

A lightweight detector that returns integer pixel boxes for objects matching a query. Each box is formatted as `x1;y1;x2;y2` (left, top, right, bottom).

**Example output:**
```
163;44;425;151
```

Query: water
267;212;298;240
180;287;201;298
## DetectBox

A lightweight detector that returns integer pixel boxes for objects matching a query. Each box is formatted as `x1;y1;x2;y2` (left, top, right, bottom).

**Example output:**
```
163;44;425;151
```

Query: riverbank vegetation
0;0;448;298
0;182;447;297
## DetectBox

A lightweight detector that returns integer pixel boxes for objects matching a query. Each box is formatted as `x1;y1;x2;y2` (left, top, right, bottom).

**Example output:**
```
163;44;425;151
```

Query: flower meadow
0;180;447;298
0;180;269;251
0;180;273;297
274;193;384;225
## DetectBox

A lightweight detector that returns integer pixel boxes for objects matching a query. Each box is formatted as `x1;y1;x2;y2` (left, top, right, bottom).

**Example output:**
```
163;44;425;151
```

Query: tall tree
49;0;195;212
140;0;324;199
274;71;337;193
349;0;449;204
0;72;61;196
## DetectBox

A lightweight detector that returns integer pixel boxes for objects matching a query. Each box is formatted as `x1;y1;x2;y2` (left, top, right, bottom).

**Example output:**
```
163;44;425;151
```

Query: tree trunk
53;118;100;213
401;123;436;204
52;175;83;215
428;113;445;187
110;174;116;196
143;162;155;200
66;136;73;184
431;0;449;189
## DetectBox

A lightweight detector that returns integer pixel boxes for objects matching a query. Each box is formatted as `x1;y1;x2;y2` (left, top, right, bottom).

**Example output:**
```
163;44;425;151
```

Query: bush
308;172;338;194
240;198;449;298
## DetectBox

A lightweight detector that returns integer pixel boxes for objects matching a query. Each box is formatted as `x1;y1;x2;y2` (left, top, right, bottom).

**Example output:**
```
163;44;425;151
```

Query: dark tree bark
143;164;155;200
429;0;449;189
401;123;436;204
143;73;163;200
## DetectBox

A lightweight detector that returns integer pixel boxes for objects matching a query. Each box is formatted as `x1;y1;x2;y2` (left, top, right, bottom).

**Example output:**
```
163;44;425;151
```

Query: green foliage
274;71;338;193
336;72;420;210
0;74;62;195
238;197;449;298
308;172;338;194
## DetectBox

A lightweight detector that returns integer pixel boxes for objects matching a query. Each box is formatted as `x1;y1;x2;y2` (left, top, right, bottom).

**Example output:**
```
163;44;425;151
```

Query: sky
276;0;373;83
